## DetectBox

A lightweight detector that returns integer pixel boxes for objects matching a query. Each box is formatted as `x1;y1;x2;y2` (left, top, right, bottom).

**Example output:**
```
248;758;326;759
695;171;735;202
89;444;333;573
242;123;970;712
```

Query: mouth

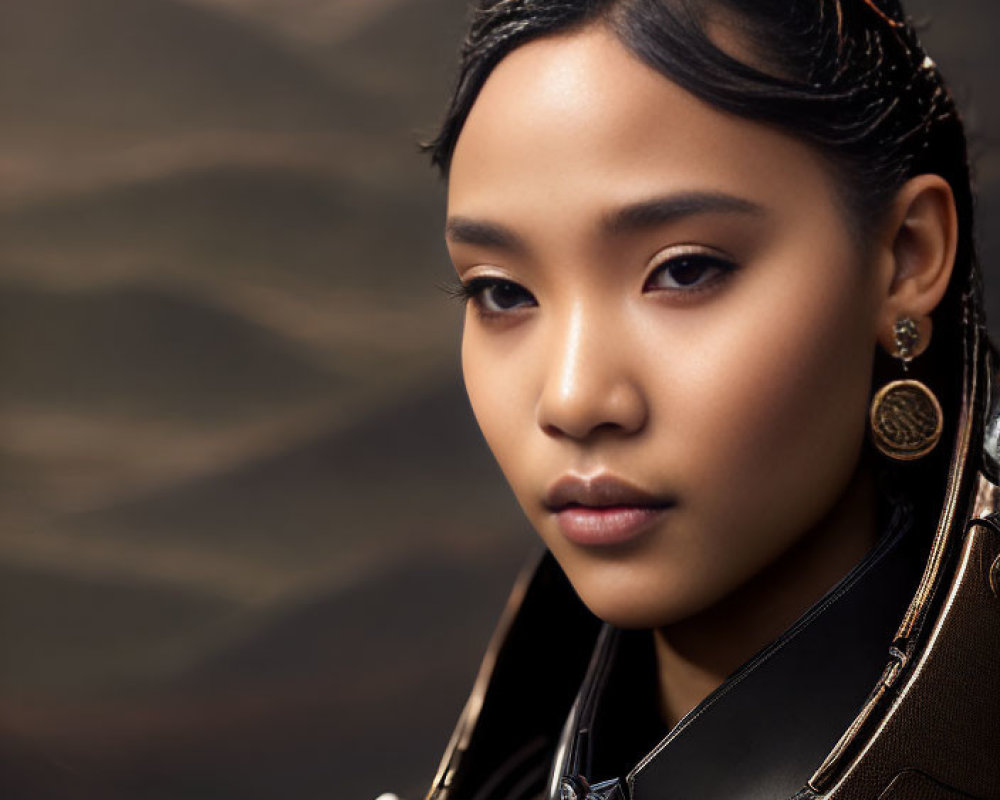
544;473;675;547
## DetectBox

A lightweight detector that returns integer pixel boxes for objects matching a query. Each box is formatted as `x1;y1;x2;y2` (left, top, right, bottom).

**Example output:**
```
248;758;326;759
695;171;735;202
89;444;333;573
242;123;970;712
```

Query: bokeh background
0;1;996;799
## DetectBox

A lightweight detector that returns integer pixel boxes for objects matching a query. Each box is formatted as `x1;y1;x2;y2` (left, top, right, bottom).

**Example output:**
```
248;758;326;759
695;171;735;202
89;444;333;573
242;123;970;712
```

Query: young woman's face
445;25;886;628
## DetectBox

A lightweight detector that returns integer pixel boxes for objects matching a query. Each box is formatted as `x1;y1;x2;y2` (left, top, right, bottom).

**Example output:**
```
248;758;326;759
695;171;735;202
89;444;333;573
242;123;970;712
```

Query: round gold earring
869;317;943;461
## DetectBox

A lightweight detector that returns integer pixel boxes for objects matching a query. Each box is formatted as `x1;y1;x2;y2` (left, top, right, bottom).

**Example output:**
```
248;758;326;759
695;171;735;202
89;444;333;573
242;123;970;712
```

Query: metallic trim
425;555;540;800
896;322;978;643
546;626;618;800
806;655;904;793
972;472;1000;521
816;518;994;798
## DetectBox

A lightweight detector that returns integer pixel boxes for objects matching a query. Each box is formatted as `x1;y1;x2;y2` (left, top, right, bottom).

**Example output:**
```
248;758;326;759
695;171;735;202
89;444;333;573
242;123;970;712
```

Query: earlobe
875;175;958;355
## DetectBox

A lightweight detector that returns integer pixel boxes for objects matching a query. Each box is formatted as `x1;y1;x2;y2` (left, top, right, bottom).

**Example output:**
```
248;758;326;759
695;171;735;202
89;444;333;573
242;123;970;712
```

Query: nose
535;302;648;441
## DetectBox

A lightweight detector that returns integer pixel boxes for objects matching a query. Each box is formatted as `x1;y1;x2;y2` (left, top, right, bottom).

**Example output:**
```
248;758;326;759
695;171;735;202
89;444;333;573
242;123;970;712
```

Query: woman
422;1;1000;798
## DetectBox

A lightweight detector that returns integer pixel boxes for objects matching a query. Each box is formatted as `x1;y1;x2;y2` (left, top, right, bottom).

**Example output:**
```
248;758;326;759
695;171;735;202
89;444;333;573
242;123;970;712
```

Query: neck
652;463;879;728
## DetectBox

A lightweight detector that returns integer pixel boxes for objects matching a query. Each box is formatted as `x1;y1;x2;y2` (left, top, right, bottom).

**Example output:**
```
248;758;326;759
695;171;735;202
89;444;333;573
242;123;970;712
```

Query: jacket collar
550;500;920;800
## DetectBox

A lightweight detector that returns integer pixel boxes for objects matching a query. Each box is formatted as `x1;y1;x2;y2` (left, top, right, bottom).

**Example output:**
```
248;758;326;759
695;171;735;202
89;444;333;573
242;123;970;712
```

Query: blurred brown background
0;1;996;799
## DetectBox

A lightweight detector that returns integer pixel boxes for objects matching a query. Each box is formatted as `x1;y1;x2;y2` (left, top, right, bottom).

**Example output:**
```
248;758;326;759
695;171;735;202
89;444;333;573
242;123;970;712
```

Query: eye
459;277;537;315
644;249;737;293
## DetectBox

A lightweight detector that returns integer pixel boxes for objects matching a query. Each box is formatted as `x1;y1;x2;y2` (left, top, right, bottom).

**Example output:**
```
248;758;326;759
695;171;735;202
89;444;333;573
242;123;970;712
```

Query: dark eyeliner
439;276;534;312
438;276;506;302
644;251;738;293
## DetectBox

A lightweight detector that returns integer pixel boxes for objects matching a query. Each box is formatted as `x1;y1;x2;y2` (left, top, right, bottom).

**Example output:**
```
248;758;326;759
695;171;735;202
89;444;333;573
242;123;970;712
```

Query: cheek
672;257;878;530
460;319;536;489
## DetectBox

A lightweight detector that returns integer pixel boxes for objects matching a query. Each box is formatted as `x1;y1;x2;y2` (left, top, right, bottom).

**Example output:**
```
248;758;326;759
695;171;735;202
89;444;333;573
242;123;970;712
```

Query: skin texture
444;24;957;724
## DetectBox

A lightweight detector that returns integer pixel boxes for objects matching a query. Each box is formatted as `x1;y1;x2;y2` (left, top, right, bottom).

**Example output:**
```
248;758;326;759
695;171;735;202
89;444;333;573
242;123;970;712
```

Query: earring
869;317;943;461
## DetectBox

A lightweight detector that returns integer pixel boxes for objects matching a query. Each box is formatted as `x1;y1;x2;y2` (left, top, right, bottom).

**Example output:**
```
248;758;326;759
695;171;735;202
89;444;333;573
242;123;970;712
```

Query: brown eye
645;252;737;292
465;278;536;313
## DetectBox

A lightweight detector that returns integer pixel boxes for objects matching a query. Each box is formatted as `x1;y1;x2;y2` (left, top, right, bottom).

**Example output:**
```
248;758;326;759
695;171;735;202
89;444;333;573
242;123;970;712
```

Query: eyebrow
445;191;766;251
604;191;766;234
444;217;526;253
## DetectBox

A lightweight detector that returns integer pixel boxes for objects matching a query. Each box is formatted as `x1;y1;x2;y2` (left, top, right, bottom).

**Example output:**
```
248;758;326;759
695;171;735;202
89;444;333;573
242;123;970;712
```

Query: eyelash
441;277;536;317
442;250;738;316
644;250;738;294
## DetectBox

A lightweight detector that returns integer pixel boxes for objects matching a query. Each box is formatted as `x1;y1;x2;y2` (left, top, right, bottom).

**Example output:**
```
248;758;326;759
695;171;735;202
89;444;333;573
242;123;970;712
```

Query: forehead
447;24;842;228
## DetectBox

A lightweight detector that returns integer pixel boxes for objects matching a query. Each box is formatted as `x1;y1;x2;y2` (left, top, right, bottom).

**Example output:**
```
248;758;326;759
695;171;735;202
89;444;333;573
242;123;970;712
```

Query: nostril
539;413;646;442
537;381;649;441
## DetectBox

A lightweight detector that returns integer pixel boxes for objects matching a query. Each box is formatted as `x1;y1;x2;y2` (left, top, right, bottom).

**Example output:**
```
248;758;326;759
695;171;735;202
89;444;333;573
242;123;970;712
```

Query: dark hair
427;0;983;504
426;0;971;241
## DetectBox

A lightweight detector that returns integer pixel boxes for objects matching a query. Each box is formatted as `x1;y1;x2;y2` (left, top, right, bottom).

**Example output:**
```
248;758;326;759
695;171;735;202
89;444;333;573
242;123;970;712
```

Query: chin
566;571;698;630
588;603;676;630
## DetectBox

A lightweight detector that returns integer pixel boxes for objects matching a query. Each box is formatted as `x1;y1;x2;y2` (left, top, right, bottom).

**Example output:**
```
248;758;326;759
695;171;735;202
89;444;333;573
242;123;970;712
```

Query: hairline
439;11;888;257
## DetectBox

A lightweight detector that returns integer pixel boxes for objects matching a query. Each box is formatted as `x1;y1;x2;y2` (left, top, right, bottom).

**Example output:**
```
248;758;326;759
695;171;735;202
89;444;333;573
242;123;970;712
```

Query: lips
544;474;674;546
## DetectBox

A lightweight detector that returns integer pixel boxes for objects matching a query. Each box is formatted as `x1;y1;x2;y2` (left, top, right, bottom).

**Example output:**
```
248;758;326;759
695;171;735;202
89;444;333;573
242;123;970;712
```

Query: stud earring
869;317;943;461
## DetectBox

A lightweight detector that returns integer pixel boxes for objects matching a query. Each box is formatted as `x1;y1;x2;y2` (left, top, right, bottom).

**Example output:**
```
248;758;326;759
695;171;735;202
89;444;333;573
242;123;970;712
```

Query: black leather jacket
426;298;1000;800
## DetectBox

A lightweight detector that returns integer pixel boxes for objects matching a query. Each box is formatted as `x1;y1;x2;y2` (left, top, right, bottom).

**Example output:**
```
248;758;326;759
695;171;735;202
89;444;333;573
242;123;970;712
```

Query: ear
875;174;958;356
